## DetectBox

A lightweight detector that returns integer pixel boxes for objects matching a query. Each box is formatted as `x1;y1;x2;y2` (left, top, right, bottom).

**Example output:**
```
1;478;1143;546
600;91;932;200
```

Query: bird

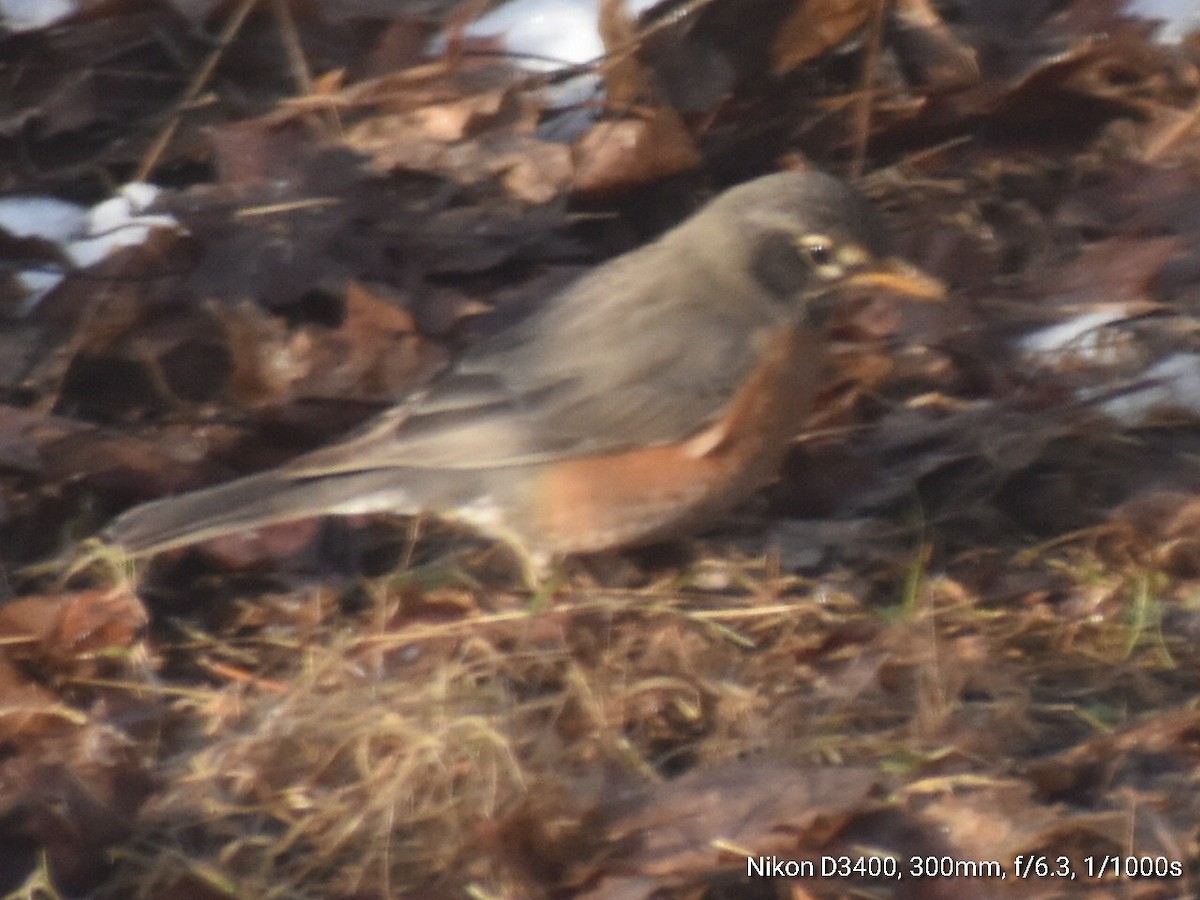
101;169;944;576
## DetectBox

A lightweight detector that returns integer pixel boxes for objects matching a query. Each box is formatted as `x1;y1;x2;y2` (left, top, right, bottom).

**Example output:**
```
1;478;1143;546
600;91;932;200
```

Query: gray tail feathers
103;467;427;557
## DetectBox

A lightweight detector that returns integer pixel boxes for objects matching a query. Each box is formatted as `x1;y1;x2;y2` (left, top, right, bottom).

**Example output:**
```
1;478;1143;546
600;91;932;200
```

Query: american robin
102;169;943;572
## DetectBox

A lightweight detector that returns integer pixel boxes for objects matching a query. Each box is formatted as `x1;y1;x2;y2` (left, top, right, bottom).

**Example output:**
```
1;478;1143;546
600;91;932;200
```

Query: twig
136;0;260;182
849;0;890;179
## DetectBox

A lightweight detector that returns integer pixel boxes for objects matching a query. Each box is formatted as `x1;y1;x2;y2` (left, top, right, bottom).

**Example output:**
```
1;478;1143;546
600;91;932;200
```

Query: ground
2;0;1200;897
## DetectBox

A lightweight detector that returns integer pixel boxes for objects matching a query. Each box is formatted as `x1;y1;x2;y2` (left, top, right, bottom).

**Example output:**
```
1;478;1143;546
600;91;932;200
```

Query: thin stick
136;0;260;182
849;0;890;179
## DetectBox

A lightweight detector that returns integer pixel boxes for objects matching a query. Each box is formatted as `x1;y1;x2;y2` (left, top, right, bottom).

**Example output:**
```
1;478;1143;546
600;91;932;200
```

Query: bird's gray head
688;170;942;320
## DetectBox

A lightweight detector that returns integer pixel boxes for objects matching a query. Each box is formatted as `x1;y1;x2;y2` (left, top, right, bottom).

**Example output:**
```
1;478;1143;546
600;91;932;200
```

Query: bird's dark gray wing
285;238;783;477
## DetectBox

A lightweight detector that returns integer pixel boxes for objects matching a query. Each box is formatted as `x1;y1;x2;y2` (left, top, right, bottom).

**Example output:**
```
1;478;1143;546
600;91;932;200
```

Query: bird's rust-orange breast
527;323;824;553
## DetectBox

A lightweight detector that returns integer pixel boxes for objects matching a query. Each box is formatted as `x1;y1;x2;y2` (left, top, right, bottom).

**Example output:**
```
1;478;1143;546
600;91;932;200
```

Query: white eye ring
798;234;844;279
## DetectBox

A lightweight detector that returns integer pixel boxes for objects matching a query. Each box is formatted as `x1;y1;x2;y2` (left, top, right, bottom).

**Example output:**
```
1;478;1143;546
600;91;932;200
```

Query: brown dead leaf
890;0;981;89
219;298;307;407
1104;491;1200;576
347;90;574;201
42;421;244;499
0;587;146;676
1029;708;1200;800
46;587;147;662
0;653;62;742
1039;237;1182;308
499;139;577;204
581;762;879;885
572;107;700;194
290;279;446;402
363;18;439;77
772;0;872;76
208;119;322;187
0;723;154;894
0;404;83;475
598;0;648;109
405;88;512;142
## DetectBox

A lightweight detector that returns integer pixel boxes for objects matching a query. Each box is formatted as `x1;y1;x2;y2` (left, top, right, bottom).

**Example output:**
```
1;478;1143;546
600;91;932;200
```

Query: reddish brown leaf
572;107;700;194
772;0;872;76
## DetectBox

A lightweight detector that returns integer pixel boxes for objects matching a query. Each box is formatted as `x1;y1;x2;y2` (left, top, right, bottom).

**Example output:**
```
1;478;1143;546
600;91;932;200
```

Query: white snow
66;183;180;269
1019;309;1132;361
431;0;662;109
1125;0;1200;43
0;196;85;242
0;184;182;313
1099;352;1200;424
0;0;74;32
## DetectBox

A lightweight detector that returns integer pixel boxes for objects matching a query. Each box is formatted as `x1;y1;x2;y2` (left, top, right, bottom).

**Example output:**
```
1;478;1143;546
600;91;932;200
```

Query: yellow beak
845;257;946;301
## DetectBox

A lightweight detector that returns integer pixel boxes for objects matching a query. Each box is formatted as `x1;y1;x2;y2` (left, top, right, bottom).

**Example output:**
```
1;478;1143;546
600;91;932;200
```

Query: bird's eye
806;241;832;267
798;234;844;279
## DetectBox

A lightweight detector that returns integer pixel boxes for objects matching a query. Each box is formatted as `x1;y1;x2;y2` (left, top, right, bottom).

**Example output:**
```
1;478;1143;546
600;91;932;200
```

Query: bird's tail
103;467;427;557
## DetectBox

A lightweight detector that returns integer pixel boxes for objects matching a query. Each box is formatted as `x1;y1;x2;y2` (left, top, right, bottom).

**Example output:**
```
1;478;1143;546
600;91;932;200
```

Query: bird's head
696;170;945;325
